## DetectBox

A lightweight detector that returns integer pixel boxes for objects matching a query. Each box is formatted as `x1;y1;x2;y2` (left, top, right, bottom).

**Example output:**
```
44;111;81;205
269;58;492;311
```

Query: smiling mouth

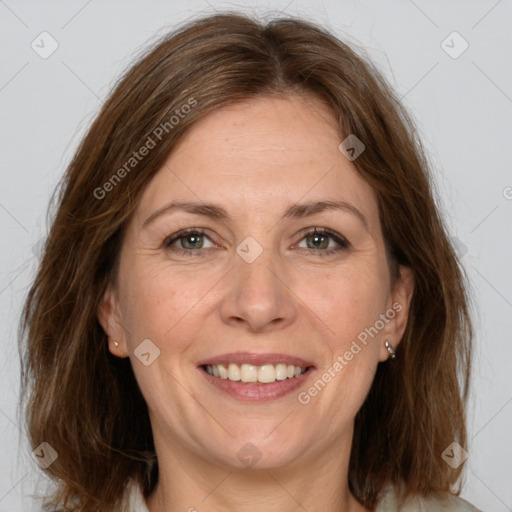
201;363;313;384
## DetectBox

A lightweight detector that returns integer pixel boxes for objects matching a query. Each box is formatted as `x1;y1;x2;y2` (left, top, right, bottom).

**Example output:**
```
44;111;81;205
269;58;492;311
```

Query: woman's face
99;93;414;471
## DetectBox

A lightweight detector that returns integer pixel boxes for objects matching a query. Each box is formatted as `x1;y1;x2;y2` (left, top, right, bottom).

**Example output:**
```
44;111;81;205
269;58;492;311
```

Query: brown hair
19;11;474;511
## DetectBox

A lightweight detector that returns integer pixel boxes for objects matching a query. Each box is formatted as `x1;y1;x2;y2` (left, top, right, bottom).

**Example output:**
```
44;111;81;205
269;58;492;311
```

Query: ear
97;284;129;358
379;265;415;362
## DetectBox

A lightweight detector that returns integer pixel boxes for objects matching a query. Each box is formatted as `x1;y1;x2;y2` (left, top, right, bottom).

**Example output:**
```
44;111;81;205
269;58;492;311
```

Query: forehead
134;94;379;230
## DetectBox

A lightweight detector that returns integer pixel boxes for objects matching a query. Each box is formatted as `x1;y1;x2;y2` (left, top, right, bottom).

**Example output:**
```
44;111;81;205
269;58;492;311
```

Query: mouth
201;362;311;383
197;352;316;401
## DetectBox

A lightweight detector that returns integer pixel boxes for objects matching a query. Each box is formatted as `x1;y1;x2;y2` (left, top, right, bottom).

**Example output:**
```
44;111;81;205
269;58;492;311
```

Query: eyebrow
142;199;369;232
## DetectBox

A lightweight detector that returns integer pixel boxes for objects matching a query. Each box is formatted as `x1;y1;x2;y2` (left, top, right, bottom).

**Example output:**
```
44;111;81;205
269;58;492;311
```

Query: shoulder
123;479;151;512
375;482;484;512
123;479;484;512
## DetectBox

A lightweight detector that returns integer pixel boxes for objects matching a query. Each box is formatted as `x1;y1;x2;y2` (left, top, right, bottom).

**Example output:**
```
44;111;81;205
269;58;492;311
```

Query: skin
98;92;414;512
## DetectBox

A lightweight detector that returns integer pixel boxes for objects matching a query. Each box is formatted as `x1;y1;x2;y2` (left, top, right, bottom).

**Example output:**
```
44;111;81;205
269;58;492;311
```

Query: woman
19;11;482;512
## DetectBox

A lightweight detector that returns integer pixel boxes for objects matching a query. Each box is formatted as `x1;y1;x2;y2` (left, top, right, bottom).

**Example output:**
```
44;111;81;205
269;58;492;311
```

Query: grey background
1;0;511;510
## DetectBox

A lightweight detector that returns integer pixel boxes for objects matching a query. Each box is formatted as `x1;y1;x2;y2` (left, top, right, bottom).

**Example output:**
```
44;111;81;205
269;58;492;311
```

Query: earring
385;340;396;360
113;340;119;347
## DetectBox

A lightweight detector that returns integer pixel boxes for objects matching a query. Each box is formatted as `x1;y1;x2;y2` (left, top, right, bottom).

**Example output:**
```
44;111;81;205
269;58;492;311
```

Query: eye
163;228;216;256
295;228;349;255
162;227;350;258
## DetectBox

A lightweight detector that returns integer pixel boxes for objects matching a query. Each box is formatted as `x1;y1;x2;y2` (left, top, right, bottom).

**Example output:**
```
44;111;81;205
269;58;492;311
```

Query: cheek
118;262;177;339
296;268;387;345
321;274;386;401
308;277;383;410
119;261;217;351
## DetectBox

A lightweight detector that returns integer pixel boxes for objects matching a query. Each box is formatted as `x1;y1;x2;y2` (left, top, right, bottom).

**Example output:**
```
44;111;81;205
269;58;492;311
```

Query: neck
145;428;370;512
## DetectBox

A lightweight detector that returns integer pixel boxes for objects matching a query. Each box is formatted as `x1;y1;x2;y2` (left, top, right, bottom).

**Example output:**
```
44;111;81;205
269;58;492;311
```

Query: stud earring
113;340;119;347
385;340;396;360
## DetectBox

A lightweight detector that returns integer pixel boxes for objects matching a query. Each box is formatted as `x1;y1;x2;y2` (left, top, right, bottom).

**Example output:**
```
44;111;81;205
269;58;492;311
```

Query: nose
219;245;298;333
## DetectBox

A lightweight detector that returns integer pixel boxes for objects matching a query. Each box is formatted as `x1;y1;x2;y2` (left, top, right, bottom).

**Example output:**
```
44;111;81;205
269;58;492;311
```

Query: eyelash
162;227;350;257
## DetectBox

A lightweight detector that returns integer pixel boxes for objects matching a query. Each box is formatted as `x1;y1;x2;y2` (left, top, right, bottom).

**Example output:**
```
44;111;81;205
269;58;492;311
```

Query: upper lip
197;352;315;368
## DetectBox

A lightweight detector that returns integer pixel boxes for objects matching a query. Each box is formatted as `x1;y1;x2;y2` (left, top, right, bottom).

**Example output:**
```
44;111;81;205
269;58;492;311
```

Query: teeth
258;365;275;383
241;364;258;382
228;363;241;381
218;364;228;379
204;363;308;383
275;363;288;380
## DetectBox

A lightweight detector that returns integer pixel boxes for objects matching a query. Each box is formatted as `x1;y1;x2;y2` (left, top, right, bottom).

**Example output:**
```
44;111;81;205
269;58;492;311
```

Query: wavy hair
19;11;474;511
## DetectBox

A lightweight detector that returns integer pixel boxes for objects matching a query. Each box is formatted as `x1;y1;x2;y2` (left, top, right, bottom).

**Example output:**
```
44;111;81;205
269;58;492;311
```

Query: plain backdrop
1;0;511;510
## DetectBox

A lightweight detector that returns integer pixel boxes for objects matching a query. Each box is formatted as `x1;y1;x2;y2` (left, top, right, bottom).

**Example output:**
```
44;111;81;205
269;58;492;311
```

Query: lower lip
199;367;315;402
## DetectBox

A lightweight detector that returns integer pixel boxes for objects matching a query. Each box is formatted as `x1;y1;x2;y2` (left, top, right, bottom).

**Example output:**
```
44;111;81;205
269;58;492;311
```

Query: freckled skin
98;93;414;512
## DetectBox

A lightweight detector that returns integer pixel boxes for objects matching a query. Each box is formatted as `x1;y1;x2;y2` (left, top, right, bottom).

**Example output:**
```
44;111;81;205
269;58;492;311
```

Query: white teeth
218;364;228;379
258;364;275;383
228;363;241;381
275;363;288;381
240;364;258;382
204;362;308;383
